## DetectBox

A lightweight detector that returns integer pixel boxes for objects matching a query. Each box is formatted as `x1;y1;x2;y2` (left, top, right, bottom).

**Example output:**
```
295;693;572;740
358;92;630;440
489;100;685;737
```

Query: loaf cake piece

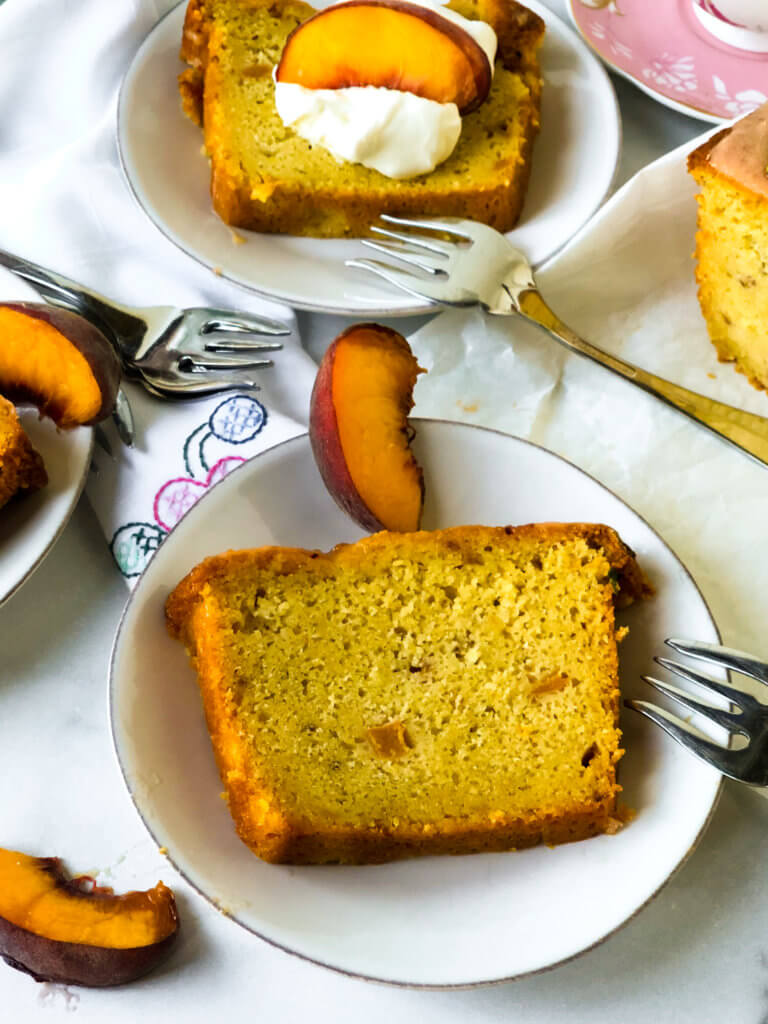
178;0;544;236
166;523;648;865
0;397;47;511
688;103;768;391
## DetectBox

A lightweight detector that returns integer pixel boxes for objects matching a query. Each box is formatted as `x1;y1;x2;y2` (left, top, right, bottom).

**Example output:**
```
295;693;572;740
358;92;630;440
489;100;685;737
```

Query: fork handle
517;290;768;468
0;247;147;359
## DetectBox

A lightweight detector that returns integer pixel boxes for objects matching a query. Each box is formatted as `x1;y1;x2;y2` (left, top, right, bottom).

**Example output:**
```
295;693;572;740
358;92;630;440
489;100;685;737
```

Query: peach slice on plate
0;303;121;428
309;323;425;533
275;0;493;114
0;848;179;987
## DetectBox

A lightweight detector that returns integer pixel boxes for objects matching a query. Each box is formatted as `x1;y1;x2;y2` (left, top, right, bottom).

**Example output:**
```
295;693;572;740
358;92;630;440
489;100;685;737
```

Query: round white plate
117;1;620;315
0;410;92;606
110;421;721;987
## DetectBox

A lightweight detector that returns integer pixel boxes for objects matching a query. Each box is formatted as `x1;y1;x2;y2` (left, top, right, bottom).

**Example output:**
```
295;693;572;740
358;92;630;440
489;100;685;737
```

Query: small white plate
117;1;620;316
110;421;721;987
0;410;92;606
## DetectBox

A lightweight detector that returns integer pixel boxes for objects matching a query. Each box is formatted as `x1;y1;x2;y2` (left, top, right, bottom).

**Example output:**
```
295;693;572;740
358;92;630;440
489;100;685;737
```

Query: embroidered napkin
87;377;314;583
0;0;318;586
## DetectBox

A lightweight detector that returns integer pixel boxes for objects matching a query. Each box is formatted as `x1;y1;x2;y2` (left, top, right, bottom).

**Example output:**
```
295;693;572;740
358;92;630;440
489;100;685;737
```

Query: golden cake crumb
166;524;648;865
689;119;768;391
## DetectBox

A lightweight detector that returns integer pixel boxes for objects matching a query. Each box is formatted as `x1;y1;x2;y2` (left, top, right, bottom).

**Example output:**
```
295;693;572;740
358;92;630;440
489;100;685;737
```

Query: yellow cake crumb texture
166;523;648;865
689;130;768;392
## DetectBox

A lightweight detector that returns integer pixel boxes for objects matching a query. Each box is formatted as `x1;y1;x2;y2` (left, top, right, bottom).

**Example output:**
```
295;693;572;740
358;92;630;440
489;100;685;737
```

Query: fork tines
176;310;289;376
346;213;509;307
178;354;276;373
197;311;288;362
627;638;768;785
360;237;449;277
665;637;768;685
347;215;467;305
378;213;478;238
199;311;290;339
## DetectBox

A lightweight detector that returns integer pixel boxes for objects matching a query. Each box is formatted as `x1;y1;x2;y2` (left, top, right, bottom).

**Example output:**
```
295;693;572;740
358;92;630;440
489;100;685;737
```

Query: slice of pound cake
0;397;47;511
689;102;768;391
178;0;544;236
166;523;648;865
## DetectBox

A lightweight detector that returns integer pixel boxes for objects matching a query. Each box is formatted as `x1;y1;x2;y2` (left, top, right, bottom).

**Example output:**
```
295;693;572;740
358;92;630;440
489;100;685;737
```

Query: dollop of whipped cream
274;83;462;178
273;0;497;179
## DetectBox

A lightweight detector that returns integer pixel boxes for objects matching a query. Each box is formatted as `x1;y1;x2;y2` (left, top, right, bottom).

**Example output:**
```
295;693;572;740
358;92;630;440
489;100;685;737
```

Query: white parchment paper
408;131;768;658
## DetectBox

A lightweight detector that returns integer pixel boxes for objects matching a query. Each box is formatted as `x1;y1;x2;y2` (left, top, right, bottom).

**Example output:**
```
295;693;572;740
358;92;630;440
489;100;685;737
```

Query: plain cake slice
166;523;648;865
689;102;768;391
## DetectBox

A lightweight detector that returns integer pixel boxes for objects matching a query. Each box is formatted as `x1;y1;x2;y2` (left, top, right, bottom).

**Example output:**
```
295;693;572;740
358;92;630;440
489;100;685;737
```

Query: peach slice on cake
275;0;493;114
0;303;121;428
309;323;425;533
0;848;179;987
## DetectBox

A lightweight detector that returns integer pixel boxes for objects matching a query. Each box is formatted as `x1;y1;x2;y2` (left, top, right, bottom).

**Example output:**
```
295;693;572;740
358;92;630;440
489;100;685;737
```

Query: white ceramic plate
110;421;722;987
117;1;621;315
0;410;92;606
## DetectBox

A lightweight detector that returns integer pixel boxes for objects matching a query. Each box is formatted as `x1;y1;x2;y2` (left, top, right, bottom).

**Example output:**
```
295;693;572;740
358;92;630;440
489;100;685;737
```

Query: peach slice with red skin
309;323;425;533
0;303;121;428
0;848;179;988
275;0;492;115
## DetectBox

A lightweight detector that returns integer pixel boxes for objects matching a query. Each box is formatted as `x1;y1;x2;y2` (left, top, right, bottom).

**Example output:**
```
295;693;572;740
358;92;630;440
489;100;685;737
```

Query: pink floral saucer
566;0;768;123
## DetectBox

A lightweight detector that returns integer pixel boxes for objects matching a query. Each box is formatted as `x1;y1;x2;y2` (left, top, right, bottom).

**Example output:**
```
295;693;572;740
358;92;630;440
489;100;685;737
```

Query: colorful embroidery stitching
110;522;166;578
153;456;246;532
111;394;268;578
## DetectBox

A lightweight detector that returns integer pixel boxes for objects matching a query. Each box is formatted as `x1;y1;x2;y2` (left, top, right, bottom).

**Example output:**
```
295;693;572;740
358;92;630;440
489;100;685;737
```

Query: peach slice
309;323;425;533
367;719;412;758
275;0;492;115
0;303;121;428
0;848;179;988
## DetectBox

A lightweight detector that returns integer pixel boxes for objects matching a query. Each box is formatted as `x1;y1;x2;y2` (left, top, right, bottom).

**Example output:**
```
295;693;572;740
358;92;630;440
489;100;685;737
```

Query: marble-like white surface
4;2;768;1021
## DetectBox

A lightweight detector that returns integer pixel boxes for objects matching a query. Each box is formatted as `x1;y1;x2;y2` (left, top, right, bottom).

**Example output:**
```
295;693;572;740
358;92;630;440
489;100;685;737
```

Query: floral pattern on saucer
567;0;768;122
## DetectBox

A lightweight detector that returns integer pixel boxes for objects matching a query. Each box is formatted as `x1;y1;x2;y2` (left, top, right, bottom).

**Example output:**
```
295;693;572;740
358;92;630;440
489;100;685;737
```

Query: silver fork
628;639;768;787
0;248;290;402
348;215;768;470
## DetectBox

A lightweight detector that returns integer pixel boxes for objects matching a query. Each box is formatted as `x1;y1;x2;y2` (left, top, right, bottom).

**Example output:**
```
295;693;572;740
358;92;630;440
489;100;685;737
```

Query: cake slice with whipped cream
179;0;544;236
689;102;768;391
273;0;498;178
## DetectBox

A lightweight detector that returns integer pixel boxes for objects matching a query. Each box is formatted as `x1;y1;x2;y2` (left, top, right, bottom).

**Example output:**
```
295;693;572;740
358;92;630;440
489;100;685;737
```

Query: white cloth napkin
86;378;314;582
0;0;318;586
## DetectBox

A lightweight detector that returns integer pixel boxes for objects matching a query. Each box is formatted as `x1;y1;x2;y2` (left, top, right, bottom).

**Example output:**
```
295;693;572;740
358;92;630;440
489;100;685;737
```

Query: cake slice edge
166;523;649;865
0;398;48;510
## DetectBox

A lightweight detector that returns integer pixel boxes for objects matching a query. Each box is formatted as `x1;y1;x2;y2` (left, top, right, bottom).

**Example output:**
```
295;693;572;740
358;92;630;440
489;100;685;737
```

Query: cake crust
178;0;545;236
167;523;648;865
688;124;768;392
0;397;47;511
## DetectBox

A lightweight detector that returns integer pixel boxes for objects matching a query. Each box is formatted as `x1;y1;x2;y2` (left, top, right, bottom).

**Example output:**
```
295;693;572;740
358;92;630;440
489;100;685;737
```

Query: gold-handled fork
348;214;768;469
